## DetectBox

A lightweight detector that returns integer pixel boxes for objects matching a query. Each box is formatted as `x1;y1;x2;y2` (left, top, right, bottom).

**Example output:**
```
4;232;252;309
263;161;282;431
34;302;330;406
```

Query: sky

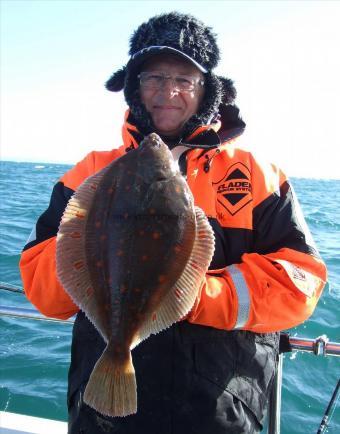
1;0;340;179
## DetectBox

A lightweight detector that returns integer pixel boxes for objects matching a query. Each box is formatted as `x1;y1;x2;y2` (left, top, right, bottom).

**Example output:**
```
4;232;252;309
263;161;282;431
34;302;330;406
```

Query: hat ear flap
218;76;237;105
105;67;127;92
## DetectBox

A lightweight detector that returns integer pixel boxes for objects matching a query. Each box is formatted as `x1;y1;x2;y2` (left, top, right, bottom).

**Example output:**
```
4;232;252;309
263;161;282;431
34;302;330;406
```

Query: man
20;12;327;434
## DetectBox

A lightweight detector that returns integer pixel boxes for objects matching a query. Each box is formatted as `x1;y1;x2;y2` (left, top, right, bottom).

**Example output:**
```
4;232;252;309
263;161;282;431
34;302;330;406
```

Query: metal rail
267;335;340;434
268;354;283;434
289;335;340;357
289;335;340;356
0;282;24;294
0;305;74;324
3;305;339;354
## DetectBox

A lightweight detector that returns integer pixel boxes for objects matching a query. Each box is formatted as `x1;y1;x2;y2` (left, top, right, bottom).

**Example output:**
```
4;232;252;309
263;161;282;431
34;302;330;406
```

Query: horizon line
1;159;339;181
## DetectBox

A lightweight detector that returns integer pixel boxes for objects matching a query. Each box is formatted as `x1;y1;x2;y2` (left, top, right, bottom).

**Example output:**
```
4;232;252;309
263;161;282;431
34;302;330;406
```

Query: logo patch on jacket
274;259;319;298
213;163;252;215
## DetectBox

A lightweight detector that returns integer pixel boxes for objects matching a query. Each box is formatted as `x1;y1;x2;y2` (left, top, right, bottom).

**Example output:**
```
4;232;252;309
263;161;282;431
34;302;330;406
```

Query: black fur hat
105;12;237;137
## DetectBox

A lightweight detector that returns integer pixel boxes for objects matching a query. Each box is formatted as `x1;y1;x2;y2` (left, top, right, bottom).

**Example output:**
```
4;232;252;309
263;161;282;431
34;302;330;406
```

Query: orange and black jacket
19;109;327;431
20;110;326;333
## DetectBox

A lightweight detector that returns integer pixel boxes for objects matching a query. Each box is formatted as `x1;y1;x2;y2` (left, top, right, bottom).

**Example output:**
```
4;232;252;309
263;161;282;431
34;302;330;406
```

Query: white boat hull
0;411;67;434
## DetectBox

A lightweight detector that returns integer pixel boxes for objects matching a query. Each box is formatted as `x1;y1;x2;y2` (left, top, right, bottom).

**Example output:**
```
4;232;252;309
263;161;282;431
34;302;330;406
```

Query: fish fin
132;206;215;348
56;166;111;341
84;346;137;417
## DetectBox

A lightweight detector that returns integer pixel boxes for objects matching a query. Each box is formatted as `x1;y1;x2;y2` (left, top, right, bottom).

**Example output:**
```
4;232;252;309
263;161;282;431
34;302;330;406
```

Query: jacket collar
121;106;246;153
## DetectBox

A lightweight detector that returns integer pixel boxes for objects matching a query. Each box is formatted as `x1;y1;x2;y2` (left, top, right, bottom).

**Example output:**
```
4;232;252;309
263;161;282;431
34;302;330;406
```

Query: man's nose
159;77;180;95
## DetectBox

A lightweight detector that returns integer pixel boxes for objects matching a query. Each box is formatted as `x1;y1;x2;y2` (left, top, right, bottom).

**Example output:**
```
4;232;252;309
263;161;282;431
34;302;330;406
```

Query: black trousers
68;388;262;434
67;315;277;434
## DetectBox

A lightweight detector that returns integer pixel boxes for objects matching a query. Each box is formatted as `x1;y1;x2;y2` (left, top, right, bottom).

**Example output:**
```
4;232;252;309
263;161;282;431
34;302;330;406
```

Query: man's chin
153;122;183;137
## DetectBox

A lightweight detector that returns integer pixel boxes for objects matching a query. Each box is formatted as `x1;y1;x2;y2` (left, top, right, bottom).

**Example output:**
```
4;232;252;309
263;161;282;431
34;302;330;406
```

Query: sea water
0;161;339;433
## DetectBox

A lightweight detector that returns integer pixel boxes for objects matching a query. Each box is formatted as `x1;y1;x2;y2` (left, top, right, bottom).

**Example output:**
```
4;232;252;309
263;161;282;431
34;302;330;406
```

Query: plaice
56;133;215;417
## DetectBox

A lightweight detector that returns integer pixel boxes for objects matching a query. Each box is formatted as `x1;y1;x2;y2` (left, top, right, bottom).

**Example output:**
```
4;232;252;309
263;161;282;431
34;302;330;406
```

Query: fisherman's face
139;55;205;137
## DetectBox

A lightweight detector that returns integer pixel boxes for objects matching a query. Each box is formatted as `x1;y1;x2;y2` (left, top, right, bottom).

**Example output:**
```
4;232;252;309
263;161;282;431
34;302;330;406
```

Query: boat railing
1;286;339;434
0;304;75;324
267;334;339;434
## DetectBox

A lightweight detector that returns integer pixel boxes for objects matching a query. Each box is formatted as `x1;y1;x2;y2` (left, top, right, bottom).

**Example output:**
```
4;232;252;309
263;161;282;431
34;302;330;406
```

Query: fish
56;133;215;417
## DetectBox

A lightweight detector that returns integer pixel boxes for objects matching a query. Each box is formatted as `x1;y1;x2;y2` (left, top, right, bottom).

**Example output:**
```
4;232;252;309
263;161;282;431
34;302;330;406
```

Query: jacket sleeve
187;164;327;333
19;152;99;319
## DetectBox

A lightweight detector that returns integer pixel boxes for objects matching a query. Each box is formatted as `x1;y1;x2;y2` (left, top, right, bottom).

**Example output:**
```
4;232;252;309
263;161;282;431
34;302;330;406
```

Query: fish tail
83;347;137;417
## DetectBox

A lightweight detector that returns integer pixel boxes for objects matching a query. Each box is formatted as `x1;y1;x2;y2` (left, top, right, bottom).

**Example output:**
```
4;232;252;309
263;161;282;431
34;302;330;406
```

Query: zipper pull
203;149;220;173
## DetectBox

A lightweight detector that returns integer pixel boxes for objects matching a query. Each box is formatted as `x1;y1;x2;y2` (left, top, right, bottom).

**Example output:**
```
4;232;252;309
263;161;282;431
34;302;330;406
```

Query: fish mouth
140;133;162;147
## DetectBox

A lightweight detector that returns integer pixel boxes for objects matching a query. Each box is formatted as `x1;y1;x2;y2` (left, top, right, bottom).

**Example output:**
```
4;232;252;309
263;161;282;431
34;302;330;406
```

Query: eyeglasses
138;71;205;92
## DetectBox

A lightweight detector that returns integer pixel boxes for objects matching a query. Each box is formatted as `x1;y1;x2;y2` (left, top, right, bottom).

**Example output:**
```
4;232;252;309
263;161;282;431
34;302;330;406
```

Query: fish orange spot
117;250;124;257
95;221;101;228
190;261;200;271
152;313;157;321
75;212;85;219
90;184;97;191
152;232;160;240
158;275;166;283
73;260;84;270
175;288;182;299
175;185;181;193
71;232;82;239
96;261;103;268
